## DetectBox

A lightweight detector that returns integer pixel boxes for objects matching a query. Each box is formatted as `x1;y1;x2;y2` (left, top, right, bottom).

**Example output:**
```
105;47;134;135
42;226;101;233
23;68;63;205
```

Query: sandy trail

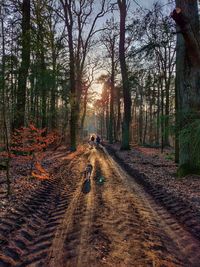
0;146;200;267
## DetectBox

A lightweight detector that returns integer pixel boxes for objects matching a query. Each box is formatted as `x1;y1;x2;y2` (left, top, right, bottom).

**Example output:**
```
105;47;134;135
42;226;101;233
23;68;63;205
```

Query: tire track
106;145;200;241
46;178;86;267
92;152;161;266
76;155;96;267
45;150;96;267
0;151;87;267
102;147;200;266
1;146;200;266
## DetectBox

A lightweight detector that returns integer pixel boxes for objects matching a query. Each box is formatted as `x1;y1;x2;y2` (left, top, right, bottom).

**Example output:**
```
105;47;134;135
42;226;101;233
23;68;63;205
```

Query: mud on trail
0;147;200;266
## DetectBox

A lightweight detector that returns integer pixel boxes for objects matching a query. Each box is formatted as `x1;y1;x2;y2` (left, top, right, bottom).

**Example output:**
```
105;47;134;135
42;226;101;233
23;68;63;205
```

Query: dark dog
84;163;93;179
82;163;93;194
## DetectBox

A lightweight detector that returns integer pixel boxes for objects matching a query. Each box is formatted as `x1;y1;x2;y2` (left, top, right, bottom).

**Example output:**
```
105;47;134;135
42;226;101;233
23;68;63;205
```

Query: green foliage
158;114;175;137
177;164;200;178
165;152;175;161
179;118;200;171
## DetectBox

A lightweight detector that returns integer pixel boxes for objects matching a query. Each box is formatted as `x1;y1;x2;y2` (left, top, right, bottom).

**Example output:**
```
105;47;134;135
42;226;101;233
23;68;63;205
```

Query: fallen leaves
107;143;200;214
32;161;50;180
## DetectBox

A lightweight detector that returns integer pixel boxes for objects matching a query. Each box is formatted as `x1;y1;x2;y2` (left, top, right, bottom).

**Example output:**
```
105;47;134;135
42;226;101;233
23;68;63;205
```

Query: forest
0;0;200;266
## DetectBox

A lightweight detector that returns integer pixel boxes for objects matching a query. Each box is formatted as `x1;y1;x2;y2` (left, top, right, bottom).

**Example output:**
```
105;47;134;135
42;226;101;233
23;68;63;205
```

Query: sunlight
91;82;103;95
1;1;200;266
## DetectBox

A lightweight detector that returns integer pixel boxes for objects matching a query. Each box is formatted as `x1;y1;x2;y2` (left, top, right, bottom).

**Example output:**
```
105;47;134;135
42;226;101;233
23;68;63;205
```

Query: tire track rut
0;151;87;267
45;150;96;267
102;147;200;266
1;146;200;266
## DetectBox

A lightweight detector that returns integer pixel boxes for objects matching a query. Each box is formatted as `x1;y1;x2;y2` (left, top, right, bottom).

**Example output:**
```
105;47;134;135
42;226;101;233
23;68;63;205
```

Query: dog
84;163;93;179
82;163;93;194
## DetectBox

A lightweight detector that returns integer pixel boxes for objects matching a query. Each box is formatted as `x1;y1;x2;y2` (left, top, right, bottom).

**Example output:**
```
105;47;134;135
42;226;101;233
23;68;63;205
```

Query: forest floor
0;144;200;266
105;143;200;240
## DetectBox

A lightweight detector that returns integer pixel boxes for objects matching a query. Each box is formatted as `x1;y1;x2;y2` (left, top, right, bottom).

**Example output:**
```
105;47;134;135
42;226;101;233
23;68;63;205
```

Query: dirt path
0;146;200;266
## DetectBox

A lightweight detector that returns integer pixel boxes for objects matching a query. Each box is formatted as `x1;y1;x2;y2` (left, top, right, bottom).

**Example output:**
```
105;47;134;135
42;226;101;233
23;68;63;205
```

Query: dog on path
82;163;93;194
84;163;93;179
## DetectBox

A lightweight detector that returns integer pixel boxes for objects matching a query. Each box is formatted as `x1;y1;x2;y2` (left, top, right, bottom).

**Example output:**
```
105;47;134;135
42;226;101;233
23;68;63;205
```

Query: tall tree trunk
156;82;160;145
161;77;164;153
163;46;170;147
69;43;77;151
61;0;77;151
149;89;153;144
116;87;121;141
139;87;143;144
50;53;57;130
1;16;11;195
143;108;148;144
164;81;170;146
109;57;115;144
80;86;89;138
41;46;47;129
174;34;184;163
29;71;35;120
172;1;200;174
14;0;30;128
118;0;131;150
106;103;109;140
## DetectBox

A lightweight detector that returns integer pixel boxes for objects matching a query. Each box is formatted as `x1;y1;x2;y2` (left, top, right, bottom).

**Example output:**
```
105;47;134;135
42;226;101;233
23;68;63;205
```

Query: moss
165;152;175;161
177;163;200;177
0;162;7;170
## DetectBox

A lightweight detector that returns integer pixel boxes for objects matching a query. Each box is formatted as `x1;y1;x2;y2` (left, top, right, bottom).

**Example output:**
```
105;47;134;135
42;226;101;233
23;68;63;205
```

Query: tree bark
61;0;77;151
172;1;200;174
116;87;121;141
1;16;11;195
109;59;115;144
118;0;131;150
156;80;160;145
14;0;30;128
80;86;89;138
50;47;57;130
41;44;47;129
174;33;184;163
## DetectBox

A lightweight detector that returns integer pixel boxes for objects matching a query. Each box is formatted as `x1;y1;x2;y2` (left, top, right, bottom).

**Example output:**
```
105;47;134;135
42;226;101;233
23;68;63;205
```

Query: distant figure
82;163;93;194
89;135;95;148
96;135;101;147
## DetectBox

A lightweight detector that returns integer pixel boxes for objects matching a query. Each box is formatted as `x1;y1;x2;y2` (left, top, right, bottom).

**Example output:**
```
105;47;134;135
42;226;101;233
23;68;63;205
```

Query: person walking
95;135;101;148
89;135;95;148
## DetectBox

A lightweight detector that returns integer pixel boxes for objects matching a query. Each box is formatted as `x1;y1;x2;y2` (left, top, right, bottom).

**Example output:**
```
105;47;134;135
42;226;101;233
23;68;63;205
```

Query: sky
91;0;173;96
132;0;175;13
138;0;165;9
136;0;158;9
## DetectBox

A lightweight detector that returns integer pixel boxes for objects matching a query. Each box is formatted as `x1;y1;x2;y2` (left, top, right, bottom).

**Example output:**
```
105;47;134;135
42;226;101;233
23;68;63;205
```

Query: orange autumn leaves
11;124;58;180
12;124;57;154
32;161;50;180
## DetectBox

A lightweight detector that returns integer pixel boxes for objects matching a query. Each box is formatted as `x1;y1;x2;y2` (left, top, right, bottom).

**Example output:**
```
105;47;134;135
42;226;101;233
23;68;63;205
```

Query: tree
11;124;58;179
60;0;111;151
101;18;119;144
96;74;111;139
0;2;11;195
118;0;131;150
125;3;176;149
141;4;176;147
14;0;31;128
171;1;200;175
80;63;96;138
